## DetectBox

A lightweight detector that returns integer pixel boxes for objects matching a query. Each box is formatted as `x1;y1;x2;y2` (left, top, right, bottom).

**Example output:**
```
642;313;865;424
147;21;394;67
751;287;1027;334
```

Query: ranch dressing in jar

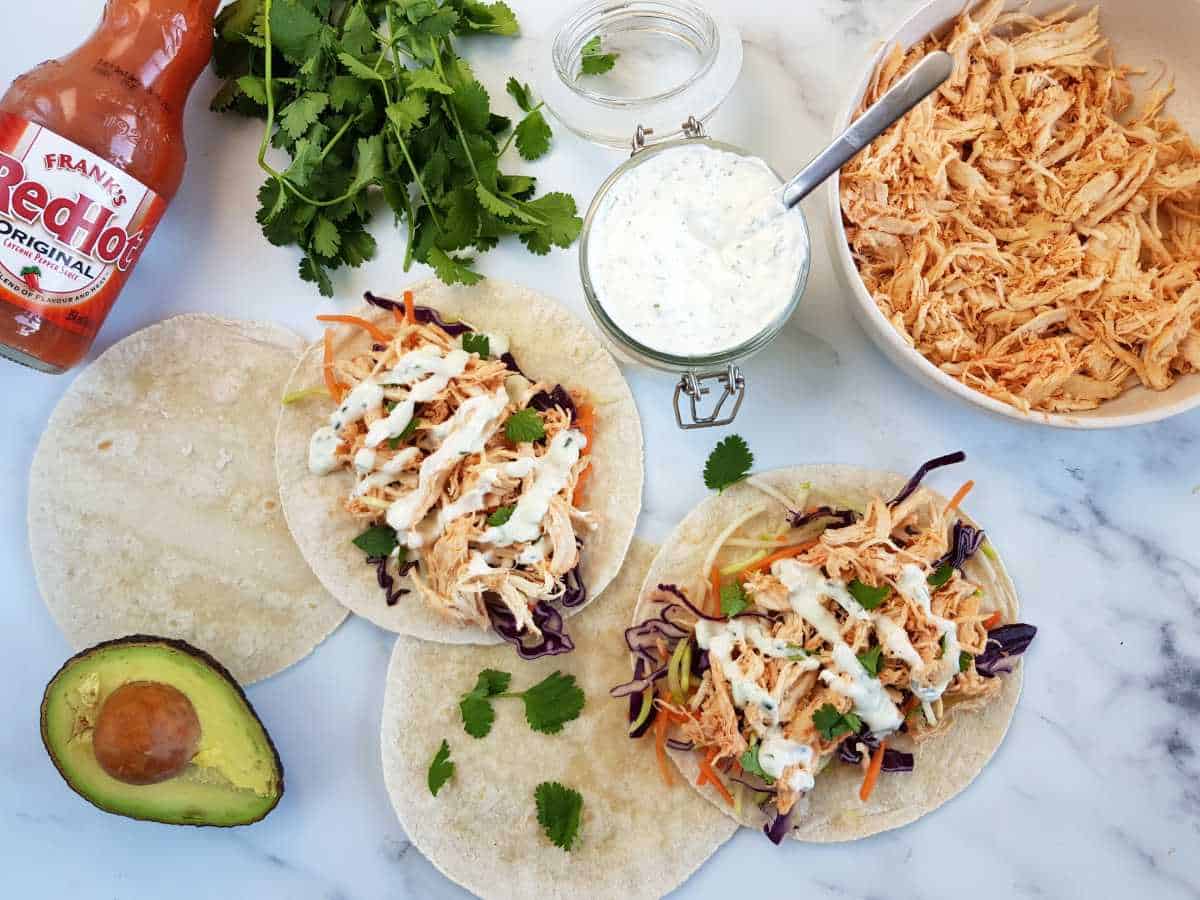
586;143;808;357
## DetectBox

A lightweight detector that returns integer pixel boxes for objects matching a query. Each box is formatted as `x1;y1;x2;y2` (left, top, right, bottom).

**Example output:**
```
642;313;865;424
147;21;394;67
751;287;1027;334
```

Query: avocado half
40;635;284;826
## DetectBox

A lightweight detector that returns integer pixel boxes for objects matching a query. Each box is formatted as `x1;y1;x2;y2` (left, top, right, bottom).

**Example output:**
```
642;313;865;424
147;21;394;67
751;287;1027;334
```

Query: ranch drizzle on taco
306;290;596;658
614;450;1036;843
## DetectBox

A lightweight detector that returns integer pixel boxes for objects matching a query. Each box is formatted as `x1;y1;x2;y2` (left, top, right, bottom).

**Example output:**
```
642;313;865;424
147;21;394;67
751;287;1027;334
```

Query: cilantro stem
319;116;356;163
432;38;481;183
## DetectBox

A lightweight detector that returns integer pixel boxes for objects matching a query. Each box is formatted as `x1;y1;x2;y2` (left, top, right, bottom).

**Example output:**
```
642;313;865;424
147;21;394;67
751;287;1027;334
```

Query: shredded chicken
841;1;1200;413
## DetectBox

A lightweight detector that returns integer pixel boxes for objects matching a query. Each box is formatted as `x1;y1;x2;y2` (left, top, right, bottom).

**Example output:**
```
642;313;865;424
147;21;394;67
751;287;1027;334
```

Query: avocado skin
40;635;285;827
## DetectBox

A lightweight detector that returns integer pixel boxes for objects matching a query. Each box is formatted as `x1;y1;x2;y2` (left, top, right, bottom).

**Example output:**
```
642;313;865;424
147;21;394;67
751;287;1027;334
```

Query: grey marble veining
1;1;1198;898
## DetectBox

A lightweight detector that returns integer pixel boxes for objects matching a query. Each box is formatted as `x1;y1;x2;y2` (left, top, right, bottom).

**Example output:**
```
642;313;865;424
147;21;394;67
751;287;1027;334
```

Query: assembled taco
27;315;348;684
276;279;643;655
615;455;1036;842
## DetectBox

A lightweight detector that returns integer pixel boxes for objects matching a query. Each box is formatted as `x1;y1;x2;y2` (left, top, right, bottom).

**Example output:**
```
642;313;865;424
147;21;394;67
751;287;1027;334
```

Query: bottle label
0;112;166;336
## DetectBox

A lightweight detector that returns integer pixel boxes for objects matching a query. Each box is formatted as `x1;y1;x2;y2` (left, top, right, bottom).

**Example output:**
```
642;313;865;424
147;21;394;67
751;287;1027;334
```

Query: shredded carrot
982;611;1002;630
571;403;595;507
404;290;416;324
696;748;734;806
653;698;673;787
391;306;406;327
740;540;819;575
860;740;887;802
709;566;722;615
944;480;975;514
315;314;392;344
322;329;346;403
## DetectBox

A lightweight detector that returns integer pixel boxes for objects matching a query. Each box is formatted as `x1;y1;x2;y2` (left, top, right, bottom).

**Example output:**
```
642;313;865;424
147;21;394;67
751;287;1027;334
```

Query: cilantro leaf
458;1;519;35
959;650;973;673
311;215;341;258
848;580;891;610
505;408;545;443
813;703;860;741
517;192;581;254
506;77;533;112
520;672;585;734
458;668;512;738
487;505;514;527
428;247;483;286
352;524;398;557
387;94;430;136
856;645;884;677
427;739;454;796
514;109;552;160
337;51;386;82
452;80;492;133
704;435;753;491
388;416;420;449
720;582;749;617
535;782;582;851
928;564;954;587
406;68;454;95
461;332;490;358
579;35;619;76
739;741;775;784
268;0;328;65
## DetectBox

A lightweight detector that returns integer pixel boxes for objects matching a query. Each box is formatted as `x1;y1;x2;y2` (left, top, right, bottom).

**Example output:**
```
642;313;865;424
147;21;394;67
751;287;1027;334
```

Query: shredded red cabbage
366;556;410;607
976;623;1037;677
763;806;796;845
561;563;587;608
612;664;668;700
529;385;578;424
730;773;776;794
666;738;694;751
484;595;575;659
363;291;474;336
890;451;967;507
837;727;915;772
788;506;858;529
934;520;986;571
500;352;525;376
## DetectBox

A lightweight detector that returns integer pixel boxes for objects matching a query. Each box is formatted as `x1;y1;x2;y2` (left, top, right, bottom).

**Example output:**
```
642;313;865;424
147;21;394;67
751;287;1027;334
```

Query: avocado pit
93;681;202;785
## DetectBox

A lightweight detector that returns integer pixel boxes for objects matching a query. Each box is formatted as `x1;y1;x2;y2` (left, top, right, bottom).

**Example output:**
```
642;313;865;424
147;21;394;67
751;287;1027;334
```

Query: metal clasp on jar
674;365;746;429
631;116;707;155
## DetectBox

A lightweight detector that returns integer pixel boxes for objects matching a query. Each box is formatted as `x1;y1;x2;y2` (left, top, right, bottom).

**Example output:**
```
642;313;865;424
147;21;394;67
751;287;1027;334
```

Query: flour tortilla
381;539;736;899
276;278;644;642
28;315;347;684
635;465;1023;842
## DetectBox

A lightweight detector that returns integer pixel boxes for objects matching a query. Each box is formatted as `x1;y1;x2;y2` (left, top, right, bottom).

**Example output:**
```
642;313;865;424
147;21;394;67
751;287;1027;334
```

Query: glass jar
536;0;743;149
579;120;812;428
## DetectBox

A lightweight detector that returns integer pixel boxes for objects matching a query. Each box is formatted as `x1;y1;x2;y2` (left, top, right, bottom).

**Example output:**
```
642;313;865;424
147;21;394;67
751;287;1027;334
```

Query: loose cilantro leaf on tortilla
520;672;585;734
535;781;583;851
578;35;619;76
459;669;582;737
856;645;883;677
704;435;753;491
210;0;581;296
427;739;455;796
461;332;490;358
352;524;398;557
487;505;514;526
813;703;861;741
739;741;775;784
505;408;545;443
720;582;749;617
459;669;512;738
848;580;890;610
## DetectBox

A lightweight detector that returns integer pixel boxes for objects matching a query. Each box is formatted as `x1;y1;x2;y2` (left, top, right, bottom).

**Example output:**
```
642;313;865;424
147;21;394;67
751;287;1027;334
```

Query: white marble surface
2;1;1198;898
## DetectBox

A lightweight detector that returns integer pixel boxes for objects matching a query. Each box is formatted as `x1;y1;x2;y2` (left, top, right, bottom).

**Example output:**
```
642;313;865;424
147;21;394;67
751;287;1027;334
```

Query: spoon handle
780;50;954;209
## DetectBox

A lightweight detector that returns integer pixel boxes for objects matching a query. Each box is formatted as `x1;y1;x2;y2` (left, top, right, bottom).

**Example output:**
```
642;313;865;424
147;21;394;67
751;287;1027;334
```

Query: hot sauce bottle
0;0;220;373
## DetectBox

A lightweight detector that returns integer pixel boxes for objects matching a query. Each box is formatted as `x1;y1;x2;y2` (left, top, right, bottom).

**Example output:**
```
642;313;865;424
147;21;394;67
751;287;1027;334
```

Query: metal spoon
780;50;954;208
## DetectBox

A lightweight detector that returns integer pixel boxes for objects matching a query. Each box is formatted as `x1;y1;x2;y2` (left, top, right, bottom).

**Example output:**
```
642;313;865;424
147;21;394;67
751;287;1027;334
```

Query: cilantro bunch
212;0;583;296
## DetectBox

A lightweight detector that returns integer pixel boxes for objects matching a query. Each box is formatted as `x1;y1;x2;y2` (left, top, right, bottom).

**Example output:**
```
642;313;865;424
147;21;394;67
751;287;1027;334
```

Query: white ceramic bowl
828;0;1200;428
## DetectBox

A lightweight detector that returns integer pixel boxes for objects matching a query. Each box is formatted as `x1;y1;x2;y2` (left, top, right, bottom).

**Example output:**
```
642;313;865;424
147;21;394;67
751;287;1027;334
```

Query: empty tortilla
381;540;737;899
28;314;347;684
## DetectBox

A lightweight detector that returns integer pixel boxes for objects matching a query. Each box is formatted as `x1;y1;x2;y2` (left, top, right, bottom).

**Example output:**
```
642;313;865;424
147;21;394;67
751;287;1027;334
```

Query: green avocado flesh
40;636;283;826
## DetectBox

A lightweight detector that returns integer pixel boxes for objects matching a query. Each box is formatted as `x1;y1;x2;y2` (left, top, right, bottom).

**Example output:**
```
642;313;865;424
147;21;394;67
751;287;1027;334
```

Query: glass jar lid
536;0;743;149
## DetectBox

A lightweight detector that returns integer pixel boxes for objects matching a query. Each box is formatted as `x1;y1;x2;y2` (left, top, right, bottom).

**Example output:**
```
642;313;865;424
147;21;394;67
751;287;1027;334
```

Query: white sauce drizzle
482;429;585;546
898;564;961;705
758;728;816;793
308;426;340;475
365;348;470;449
